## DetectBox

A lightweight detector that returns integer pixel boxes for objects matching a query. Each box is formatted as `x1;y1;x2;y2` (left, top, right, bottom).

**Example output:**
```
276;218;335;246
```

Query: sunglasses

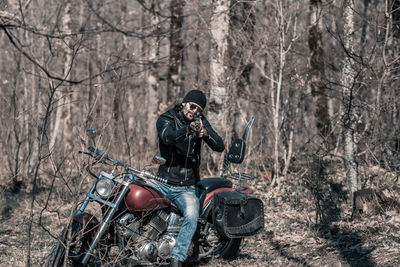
188;103;203;113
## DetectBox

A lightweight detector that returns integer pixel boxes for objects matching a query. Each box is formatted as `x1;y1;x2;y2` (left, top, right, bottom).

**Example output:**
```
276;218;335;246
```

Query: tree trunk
390;0;400;154
392;0;400;38
270;2;286;187
95;0;105;123
309;0;335;150
145;2;160;151
208;0;231;169
341;0;360;200
360;0;370;54
351;188;400;220
167;0;183;101
50;2;72;153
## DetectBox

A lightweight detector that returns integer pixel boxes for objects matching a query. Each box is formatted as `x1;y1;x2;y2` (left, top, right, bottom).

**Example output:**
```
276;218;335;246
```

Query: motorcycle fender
73;212;99;235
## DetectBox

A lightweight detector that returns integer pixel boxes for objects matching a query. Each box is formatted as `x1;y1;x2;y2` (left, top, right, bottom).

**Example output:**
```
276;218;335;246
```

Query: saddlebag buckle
212;190;264;238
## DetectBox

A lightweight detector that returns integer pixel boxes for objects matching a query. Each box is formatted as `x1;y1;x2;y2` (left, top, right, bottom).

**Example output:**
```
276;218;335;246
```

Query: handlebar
87;146;129;169
86;146;168;184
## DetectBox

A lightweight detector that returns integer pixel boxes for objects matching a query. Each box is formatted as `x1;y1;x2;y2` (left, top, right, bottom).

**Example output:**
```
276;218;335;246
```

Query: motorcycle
46;117;264;266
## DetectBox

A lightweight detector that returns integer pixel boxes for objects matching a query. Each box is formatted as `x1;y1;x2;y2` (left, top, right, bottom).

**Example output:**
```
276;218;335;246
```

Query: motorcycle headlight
96;178;114;198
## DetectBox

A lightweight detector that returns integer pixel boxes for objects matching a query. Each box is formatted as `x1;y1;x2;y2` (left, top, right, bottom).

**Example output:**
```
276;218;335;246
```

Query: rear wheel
46;222;91;267
215;238;242;259
198;226;242;260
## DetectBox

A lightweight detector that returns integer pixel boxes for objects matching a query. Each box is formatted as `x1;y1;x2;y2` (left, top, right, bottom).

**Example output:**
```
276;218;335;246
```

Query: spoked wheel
46;222;93;267
198;226;242;260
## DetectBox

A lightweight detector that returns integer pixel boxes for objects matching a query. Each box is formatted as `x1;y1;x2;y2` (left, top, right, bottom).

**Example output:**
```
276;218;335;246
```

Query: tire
216;238;242;260
46;222;91;267
46;228;68;267
198;225;242;260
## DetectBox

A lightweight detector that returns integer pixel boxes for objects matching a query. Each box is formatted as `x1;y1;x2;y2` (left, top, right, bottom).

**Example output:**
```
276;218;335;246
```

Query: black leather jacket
156;107;225;186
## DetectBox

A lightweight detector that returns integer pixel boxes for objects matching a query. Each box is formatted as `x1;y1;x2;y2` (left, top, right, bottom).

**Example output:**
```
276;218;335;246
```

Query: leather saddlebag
212;191;264;238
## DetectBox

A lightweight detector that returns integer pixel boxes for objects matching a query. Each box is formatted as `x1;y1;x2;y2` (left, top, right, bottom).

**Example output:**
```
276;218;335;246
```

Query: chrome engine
116;210;183;263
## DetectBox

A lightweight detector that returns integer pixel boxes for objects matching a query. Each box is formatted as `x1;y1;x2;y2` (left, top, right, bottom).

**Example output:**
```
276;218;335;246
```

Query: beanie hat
182;90;207;110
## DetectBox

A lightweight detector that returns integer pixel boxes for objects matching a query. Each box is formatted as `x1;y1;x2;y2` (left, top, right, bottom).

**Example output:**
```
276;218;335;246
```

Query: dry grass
1;163;400;267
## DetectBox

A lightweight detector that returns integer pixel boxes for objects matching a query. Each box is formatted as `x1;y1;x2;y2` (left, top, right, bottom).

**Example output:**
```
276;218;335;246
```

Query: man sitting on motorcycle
154;89;225;267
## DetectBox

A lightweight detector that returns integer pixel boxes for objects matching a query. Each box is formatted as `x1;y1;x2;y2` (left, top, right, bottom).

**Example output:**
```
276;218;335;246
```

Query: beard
183;110;194;122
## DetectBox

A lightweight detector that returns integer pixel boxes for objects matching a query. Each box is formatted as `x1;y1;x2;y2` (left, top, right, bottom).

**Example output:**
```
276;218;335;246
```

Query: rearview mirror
151;155;166;165
86;128;97;147
144;155;166;171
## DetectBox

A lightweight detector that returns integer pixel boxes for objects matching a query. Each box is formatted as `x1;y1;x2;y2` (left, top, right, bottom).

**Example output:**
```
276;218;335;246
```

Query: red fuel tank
124;181;171;212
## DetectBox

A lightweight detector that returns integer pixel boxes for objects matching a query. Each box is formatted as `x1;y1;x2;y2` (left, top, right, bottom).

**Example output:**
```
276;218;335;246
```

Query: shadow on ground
308;158;376;267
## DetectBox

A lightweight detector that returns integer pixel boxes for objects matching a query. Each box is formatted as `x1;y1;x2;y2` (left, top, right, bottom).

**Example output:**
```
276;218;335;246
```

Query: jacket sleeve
201;116;225;152
157;114;190;145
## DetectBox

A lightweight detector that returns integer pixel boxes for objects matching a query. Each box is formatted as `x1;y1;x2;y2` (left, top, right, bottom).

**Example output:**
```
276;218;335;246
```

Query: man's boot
170;258;183;267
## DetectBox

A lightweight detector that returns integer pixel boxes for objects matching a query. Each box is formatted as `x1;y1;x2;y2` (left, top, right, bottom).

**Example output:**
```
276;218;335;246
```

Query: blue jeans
148;179;199;261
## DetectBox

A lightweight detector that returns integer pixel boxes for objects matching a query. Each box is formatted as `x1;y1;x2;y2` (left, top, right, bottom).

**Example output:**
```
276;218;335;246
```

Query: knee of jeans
184;197;199;220
186;206;199;221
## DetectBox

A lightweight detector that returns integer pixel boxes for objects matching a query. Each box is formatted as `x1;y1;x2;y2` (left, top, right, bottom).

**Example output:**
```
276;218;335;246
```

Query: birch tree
145;2;161;150
341;0;360;199
208;0;231;167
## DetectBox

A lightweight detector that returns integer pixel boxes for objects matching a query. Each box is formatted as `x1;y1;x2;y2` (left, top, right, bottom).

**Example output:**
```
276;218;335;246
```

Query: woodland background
0;0;399;266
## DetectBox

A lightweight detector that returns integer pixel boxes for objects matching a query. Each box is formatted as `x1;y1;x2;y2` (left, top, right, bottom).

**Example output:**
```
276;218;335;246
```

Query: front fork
75;174;134;265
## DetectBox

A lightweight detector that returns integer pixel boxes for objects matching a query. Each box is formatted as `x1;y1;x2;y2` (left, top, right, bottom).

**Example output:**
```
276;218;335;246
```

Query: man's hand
198;127;208;138
190;120;206;138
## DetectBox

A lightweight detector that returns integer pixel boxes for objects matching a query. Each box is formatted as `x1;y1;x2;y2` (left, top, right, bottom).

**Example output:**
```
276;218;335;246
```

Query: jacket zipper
184;135;192;183
167;153;174;173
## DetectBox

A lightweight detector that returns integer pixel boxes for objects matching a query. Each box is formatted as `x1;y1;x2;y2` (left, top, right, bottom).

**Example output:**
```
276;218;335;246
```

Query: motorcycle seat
197;177;232;193
197;178;232;213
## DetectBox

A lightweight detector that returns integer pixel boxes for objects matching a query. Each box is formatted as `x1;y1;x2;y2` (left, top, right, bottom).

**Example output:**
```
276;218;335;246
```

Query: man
154;90;225;267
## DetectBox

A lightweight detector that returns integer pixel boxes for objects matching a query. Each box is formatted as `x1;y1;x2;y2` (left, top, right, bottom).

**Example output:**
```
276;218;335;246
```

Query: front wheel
46;222;91;267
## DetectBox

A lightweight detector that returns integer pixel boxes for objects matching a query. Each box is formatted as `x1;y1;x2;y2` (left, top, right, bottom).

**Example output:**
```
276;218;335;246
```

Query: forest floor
1;162;400;267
